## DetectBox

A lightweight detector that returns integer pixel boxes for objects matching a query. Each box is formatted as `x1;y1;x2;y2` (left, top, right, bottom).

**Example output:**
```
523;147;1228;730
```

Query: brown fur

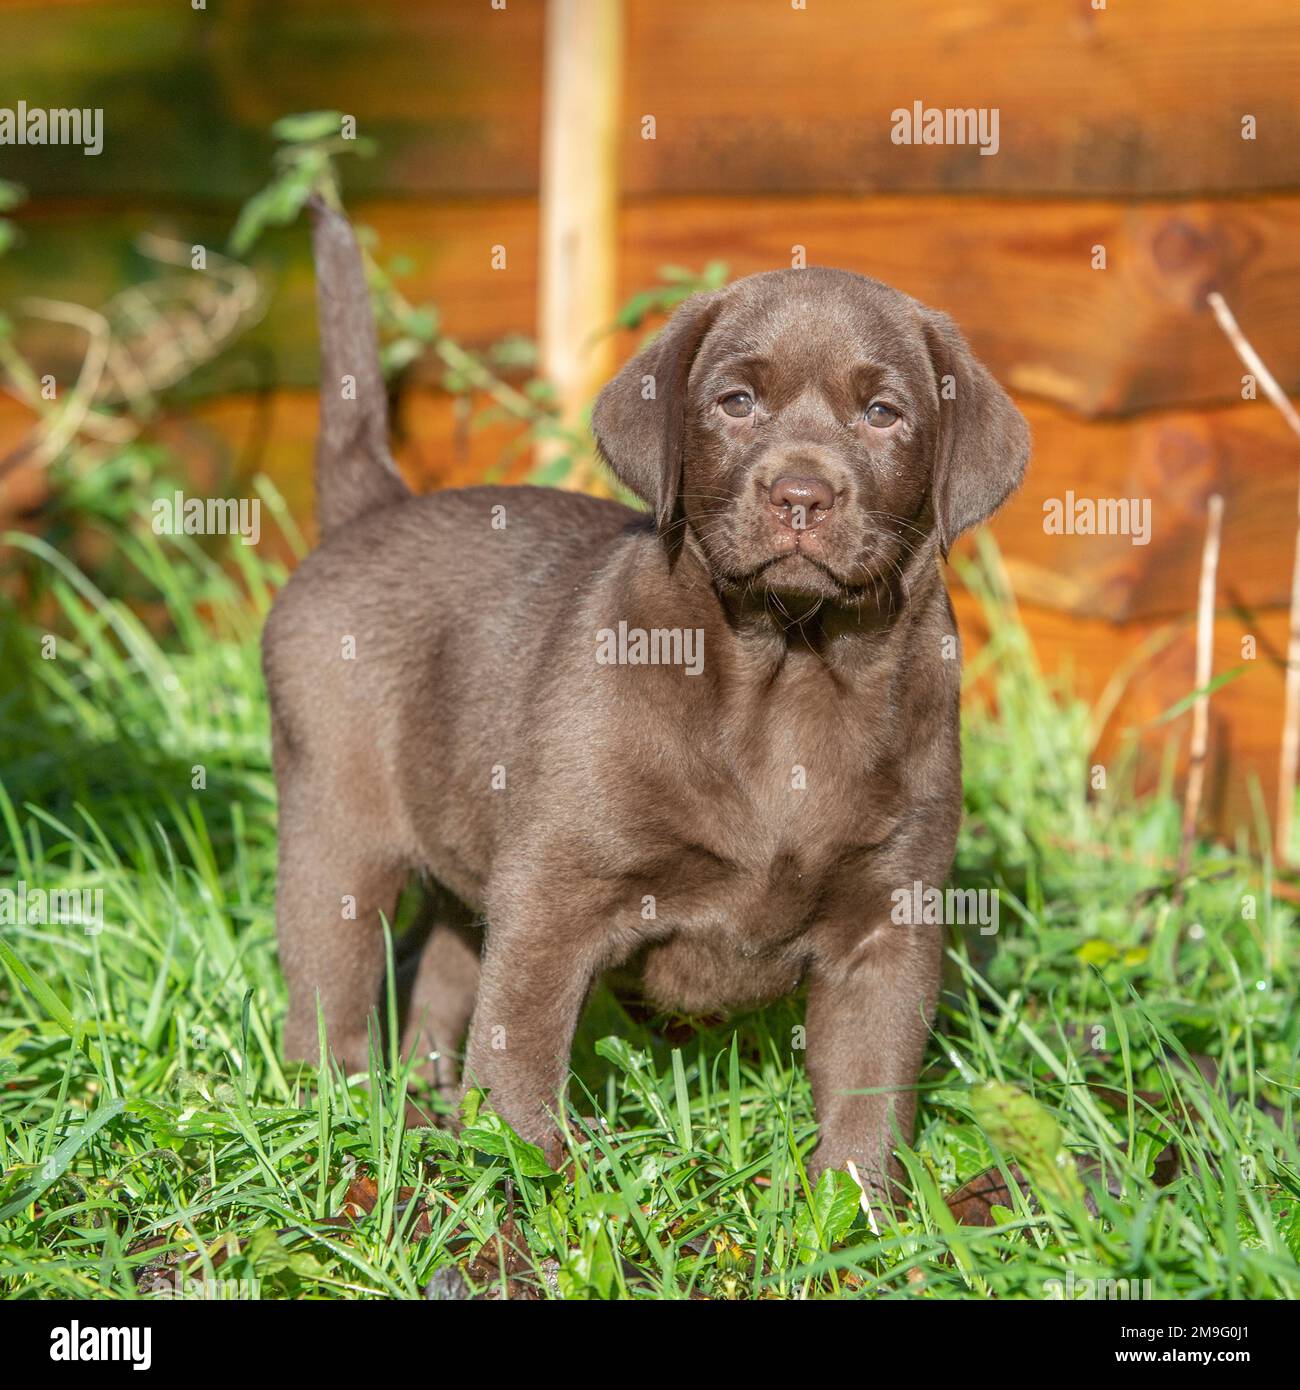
265;198;1029;1187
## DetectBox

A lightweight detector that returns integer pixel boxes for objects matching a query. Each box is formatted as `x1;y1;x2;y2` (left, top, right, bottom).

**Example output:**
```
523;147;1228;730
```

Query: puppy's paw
806;1144;907;1230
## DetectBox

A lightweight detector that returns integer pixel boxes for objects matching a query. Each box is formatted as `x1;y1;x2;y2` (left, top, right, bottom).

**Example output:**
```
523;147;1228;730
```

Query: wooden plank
6;194;1300;416
969;400;1300;622
2;0;1298;200
613;195;1300;417
622;0;1300;196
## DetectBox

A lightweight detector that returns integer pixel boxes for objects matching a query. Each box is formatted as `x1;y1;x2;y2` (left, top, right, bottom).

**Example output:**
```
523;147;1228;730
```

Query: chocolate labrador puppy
265;199;1028;1189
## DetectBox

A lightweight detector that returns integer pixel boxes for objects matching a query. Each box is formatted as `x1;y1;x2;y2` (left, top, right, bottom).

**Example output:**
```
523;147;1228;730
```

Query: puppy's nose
769;476;835;527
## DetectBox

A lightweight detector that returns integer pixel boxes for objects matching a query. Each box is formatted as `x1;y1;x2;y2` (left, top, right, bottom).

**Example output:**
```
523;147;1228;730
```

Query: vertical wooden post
538;0;623;485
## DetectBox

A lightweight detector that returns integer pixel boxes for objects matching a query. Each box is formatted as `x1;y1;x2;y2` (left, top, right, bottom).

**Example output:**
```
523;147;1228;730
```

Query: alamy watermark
596;621;705;676
1043;492;1151;546
152;491;261;545
49;1322;149;1369
1044;1271;1153;1301
891;101;999;157
0;881;103;934
139;1274;260;1300
890;880;999;935
1;102;103;156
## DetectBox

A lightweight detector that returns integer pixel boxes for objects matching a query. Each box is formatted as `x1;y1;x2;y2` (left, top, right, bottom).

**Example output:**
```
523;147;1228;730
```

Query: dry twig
1176;493;1224;886
0;234;263;482
1206;291;1300;864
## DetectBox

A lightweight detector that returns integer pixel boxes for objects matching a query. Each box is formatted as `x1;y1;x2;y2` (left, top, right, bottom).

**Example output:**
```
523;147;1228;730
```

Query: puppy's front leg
461;908;612;1157
804;918;941;1195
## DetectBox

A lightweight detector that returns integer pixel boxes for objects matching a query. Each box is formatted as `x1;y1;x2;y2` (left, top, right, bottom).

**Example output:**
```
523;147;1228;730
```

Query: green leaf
559;1219;618;1299
970;1081;1087;1212
271;111;345;144
244;1227;329;1285
593;1035;651;1075
794;1168;860;1255
459;1086;485;1128
416;1125;461;1158
460;1111;553;1176
570;1193;632;1223
379;338;425;374
486;333;535;368
228;154;325;255
401;307;439;343
125;1098;186;1149
701;259;730;288
614;288;664;329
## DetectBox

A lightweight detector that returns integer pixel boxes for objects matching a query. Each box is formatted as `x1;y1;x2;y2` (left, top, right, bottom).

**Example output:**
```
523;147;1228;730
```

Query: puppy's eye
719;391;755;418
865;402;900;428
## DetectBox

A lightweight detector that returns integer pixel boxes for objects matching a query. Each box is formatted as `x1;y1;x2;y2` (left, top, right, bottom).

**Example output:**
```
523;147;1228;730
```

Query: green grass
0;498;1297;1301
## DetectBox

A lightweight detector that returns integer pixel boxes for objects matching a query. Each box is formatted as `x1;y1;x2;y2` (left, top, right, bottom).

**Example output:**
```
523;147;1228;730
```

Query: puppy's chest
602;658;911;949
628;780;898;1014
638;753;901;950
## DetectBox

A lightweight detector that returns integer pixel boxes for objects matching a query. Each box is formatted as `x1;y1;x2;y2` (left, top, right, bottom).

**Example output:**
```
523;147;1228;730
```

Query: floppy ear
922;308;1030;558
592;291;724;533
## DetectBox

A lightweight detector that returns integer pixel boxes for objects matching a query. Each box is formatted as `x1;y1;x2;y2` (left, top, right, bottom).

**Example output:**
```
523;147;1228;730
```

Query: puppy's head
592;268;1028;604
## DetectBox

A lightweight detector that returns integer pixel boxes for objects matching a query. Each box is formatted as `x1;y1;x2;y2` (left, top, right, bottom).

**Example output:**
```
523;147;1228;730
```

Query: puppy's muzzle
769;475;835;530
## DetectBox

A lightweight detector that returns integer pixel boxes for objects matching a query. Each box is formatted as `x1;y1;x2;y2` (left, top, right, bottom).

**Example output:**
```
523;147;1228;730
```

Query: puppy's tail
308;193;410;535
